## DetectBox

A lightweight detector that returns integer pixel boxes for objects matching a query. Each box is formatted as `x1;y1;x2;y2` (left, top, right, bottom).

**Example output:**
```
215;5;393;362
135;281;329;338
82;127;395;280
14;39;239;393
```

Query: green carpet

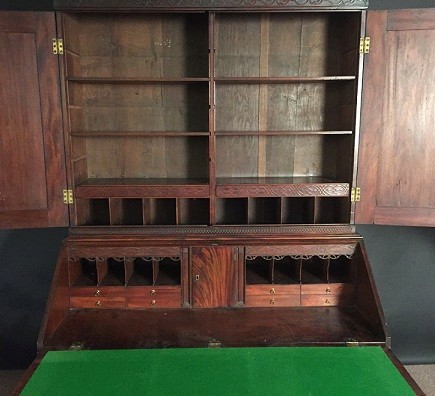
22;347;414;395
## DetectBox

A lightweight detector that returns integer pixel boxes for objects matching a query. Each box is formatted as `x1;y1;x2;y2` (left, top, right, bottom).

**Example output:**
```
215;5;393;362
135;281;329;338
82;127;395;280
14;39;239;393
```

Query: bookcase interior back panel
63;13;209;78
215;13;360;77
62;11;361;227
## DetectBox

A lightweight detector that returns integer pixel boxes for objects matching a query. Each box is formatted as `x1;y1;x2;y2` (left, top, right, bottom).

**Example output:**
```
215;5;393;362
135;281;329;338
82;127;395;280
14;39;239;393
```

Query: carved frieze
55;0;368;10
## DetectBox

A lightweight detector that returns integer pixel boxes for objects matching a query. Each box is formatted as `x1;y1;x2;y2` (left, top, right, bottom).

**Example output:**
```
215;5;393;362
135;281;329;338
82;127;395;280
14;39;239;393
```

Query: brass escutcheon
150;290;156;296
270;299;275;305
195;275;200;281
95;290;100;297
151;300;156;306
325;299;331;304
270;288;276;294
95;301;101;307
326;287;331;293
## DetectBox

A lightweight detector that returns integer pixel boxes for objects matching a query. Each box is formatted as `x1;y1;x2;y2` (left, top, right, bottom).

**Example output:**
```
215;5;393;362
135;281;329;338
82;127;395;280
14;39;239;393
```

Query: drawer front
245;294;300;307
70;287;126;309
301;293;355;307
246;284;300;296
70;296;126;309
70;287;125;298
301;283;355;295
126;286;182;309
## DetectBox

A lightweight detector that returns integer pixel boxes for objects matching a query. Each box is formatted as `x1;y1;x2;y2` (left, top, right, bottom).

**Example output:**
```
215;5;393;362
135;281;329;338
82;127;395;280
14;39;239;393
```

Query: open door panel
356;9;435;226
0;12;69;229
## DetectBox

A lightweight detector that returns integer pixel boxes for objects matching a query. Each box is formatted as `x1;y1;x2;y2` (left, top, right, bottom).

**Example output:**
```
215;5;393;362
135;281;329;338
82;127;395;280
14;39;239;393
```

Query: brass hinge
359;37;370;54
208;339;222;348
52;38;64;55
351;187;361;202
69;341;84;351
346;341;360;347
63;189;73;204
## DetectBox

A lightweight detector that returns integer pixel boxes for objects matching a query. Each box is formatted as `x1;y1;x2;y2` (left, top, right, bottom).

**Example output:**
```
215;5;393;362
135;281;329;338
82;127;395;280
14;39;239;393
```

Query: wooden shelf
215;76;356;84
67;77;210;84
70;131;210;137
216;178;349;198
216;130;352;136
75;178;210;199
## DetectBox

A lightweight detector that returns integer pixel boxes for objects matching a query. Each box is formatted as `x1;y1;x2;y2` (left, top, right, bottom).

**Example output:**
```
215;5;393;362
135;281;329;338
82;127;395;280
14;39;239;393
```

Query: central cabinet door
191;247;239;308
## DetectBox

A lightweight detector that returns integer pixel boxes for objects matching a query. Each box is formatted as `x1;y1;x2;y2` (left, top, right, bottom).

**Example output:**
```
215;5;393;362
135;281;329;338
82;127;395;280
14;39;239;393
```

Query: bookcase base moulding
1;0;433;394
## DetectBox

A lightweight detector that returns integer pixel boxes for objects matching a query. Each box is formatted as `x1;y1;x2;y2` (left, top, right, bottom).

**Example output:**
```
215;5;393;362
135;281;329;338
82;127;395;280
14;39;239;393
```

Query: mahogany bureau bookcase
0;0;433;393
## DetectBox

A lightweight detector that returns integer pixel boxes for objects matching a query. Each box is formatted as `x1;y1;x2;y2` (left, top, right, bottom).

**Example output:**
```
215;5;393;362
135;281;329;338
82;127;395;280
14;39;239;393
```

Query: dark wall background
0;0;434;369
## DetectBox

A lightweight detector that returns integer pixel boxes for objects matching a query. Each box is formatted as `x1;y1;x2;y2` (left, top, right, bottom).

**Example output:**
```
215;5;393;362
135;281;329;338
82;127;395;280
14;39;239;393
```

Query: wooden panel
37;246;70;349
66;14;208;78
215;14;261;78
246;284;300;296
85;136;209;179
357;9;435;226
68;246;181;258
191;247;238;308
301;293;354;307
246;244;356;257
126;286;181;309
70;286;125;298
42;307;384;351
0;12;68;228
217;183;349;198
70;296;126;309
301;283;355;295
245;294;300;307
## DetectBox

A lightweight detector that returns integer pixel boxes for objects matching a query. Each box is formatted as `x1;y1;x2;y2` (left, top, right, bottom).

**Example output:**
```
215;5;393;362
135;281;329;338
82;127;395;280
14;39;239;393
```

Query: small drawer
126;286;182;309
246;285;300;296
301;293;355;307
70;296;126;309
245;294;300;307
301;283;355;295
70;287;125;298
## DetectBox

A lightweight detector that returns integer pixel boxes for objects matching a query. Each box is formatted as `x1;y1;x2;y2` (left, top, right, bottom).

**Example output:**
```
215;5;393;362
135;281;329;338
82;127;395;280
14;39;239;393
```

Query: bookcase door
356;9;435;227
0;12;69;229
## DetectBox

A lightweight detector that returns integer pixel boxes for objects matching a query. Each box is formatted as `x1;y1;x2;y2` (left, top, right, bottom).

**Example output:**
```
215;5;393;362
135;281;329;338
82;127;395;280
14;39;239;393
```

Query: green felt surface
22;347;414;395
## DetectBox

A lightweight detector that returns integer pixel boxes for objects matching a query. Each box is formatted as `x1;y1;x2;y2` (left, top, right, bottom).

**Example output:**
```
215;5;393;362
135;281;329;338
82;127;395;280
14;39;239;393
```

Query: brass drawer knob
326;287;331;293
95;301;101;307
95;290;100;297
151;300;156;306
150;290;156;296
270;299;275;305
270;288;276;294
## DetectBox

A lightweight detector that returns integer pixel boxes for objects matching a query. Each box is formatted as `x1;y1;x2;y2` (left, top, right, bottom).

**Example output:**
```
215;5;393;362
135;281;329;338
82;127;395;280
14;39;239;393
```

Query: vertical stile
96;258;108;285
313;197;320;224
280;197;285;224
325;257;331;283
175;198;180;226
152;258;160;286
124;258;134;286
209;12;216;225
142;198;149;225
270;256;275;284
181;248;190;308
109;198;122;225
297;258;303;284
